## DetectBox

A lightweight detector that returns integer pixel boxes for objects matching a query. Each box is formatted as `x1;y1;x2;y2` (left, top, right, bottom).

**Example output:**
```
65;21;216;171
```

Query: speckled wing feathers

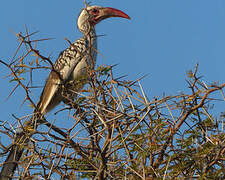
54;38;87;78
36;37;89;114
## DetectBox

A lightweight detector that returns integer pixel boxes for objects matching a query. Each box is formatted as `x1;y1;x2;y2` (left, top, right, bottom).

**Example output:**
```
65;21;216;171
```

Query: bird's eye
91;9;99;14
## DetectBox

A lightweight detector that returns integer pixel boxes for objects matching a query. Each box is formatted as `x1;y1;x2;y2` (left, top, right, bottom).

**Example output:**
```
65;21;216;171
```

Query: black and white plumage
37;5;130;114
37;29;97;114
0;5;130;179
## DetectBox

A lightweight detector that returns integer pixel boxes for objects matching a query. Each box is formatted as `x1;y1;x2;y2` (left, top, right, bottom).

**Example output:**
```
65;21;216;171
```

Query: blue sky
0;0;224;139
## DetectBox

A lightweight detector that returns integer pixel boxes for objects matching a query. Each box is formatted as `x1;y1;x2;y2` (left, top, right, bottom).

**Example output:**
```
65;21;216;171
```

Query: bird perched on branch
37;5;130;114
0;5;130;179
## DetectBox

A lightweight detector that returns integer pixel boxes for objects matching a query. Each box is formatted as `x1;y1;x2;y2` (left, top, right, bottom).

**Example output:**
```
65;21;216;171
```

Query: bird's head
77;5;130;33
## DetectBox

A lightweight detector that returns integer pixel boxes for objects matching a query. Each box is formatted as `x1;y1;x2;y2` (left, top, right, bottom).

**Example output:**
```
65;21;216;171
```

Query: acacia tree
0;28;225;179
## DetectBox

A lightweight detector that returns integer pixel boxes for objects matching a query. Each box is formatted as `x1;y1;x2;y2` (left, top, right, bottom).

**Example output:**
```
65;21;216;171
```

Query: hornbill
0;5;130;179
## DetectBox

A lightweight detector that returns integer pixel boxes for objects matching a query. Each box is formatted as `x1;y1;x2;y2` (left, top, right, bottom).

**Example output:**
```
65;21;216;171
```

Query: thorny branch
0;28;225;179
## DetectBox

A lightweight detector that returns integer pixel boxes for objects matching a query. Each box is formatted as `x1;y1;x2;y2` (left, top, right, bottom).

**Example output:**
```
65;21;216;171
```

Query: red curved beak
103;7;130;19
94;7;130;23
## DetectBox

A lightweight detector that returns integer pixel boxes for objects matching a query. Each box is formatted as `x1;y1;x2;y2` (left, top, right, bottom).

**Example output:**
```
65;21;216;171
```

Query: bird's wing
36;71;61;114
37;38;86;114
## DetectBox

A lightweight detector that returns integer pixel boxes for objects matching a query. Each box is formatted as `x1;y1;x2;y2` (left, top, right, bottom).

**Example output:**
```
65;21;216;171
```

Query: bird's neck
83;27;97;64
84;27;97;47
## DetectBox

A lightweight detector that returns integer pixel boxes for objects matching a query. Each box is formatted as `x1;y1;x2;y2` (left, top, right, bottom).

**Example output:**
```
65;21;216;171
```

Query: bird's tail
0;113;41;180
